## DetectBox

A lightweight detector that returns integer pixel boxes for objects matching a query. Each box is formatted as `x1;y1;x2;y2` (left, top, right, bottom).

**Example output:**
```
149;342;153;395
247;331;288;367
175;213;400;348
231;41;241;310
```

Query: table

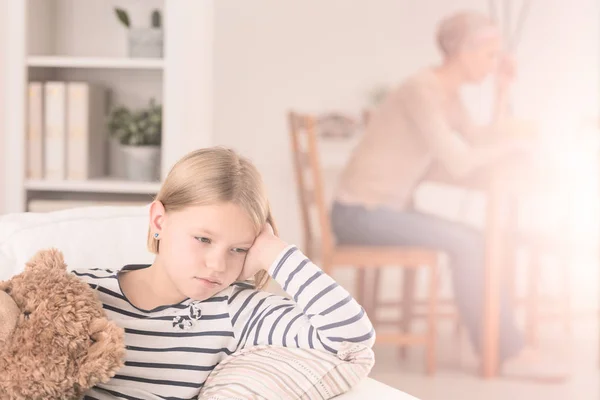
480;163;568;378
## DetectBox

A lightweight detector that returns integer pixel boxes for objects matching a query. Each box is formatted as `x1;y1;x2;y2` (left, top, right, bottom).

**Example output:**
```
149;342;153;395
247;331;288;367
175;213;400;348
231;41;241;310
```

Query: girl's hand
239;224;288;281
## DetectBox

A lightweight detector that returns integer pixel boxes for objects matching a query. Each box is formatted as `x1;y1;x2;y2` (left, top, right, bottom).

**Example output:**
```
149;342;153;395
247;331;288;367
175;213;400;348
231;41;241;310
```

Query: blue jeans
331;201;524;362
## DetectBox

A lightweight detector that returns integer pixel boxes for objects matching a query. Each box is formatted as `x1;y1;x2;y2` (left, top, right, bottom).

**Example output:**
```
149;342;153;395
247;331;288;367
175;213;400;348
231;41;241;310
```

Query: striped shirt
73;246;375;400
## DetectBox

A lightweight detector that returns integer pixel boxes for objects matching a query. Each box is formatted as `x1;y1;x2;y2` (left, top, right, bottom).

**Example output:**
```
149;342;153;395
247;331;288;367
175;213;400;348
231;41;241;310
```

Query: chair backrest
288;111;363;262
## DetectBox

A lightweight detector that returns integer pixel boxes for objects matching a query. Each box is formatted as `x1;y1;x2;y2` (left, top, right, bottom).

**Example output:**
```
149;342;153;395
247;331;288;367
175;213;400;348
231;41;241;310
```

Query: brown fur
0;291;20;347
0;249;125;400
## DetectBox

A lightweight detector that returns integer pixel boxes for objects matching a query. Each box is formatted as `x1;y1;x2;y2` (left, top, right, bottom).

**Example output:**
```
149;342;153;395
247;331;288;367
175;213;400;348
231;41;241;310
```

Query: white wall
214;0;449;243
213;0;599;240
213;0;599;309
0;0;7;214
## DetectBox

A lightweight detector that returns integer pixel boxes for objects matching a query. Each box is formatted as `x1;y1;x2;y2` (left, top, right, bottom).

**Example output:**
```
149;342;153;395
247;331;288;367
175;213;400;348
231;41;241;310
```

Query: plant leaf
151;10;162;29
107;102;162;146
115;8;130;28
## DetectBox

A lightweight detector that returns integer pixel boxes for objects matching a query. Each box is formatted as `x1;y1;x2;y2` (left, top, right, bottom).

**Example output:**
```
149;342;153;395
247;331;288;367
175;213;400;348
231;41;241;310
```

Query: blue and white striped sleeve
227;245;375;354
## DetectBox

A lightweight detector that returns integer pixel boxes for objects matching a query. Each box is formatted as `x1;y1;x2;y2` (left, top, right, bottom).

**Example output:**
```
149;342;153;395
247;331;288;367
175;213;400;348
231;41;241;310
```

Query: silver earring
154;233;159;239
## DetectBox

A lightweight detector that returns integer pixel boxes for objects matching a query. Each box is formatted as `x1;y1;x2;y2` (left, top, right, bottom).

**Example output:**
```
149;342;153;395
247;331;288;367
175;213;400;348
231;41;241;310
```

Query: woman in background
332;11;563;379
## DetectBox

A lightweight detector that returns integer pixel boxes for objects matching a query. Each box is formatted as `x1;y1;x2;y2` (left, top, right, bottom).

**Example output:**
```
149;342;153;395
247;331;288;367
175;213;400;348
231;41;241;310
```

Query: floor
369;319;599;400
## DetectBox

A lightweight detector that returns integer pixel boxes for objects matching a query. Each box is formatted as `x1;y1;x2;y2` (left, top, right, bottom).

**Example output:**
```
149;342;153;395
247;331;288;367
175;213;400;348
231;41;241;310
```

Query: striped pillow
198;342;374;400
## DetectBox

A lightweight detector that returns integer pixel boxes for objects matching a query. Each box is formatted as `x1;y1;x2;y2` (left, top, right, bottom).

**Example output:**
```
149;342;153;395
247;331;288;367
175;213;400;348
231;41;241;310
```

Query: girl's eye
196;237;211;244
232;248;248;254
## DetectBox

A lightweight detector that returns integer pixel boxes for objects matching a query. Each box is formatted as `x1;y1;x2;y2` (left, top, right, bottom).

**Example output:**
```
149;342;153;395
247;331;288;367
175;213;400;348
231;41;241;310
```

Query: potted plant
115;8;163;58
107;100;162;182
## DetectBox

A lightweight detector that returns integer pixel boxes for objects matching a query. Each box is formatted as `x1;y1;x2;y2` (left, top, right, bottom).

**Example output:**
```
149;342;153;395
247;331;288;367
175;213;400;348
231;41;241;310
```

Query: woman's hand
496;53;517;93
238;224;288;281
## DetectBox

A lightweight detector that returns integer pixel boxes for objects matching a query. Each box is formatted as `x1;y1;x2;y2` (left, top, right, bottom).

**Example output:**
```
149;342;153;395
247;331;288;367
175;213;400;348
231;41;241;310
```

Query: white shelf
25;178;161;194
2;1;213;214
27;56;164;70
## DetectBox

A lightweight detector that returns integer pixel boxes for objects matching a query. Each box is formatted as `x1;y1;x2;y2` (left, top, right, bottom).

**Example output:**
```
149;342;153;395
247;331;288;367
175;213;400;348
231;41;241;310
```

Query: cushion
0;205;153;280
198;342;375;400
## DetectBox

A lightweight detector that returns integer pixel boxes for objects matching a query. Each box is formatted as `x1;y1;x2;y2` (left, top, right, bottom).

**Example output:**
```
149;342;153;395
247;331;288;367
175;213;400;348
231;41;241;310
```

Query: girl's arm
227;245;375;354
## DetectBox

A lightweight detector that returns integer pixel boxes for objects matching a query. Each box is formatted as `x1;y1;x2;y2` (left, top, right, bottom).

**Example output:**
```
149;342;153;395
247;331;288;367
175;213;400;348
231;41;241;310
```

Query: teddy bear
0;248;126;400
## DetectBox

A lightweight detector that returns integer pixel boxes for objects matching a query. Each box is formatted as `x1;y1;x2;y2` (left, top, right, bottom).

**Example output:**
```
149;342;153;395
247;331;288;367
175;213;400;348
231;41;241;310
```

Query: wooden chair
519;235;572;347
505;198;573;347
359;109;462;360
288;111;442;374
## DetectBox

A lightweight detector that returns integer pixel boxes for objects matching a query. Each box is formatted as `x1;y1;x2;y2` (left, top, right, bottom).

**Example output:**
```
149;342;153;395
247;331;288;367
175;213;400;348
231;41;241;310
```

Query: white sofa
0;205;416;400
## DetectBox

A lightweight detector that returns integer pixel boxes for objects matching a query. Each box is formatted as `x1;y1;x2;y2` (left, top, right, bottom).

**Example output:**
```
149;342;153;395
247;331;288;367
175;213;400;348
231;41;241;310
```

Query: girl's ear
149;200;166;236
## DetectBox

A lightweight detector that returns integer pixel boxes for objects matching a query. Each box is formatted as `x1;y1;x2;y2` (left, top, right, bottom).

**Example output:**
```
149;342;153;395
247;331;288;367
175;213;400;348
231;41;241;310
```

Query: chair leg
356;267;378;321
506;244;519;308
453;312;463;338
440;261;462;338
426;263;439;375
561;255;572;337
505;202;520;308
361;268;379;324
356;267;367;306
399;268;416;360
371;268;381;326
526;249;540;347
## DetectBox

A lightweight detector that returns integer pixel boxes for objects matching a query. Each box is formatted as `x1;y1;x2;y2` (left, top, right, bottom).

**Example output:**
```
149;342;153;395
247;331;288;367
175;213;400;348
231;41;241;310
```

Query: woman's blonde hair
436;11;499;57
147;147;276;289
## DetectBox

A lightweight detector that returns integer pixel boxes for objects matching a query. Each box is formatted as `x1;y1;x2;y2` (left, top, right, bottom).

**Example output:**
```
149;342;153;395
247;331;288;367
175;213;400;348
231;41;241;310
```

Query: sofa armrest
335;378;418;400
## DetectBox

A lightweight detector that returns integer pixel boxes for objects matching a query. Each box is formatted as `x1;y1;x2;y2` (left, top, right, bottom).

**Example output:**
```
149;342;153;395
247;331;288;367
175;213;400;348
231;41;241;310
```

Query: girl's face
151;201;257;302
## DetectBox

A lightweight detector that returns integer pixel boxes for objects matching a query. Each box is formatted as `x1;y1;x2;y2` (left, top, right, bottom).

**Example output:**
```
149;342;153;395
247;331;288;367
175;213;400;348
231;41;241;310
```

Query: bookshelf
24;178;162;195
27;56;164;70
1;0;215;214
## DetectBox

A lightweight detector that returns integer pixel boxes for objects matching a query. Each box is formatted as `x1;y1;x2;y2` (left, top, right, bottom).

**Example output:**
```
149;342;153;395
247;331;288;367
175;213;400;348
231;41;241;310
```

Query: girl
74;147;375;400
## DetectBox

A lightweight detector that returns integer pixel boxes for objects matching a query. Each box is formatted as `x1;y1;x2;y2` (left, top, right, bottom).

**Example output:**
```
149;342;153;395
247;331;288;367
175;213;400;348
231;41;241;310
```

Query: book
43;82;67;180
26;82;44;179
66;82;107;180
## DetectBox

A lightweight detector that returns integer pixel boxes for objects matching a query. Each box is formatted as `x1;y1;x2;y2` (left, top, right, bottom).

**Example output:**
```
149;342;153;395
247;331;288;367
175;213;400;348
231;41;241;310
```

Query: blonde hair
147;147;276;289
436;11;499;56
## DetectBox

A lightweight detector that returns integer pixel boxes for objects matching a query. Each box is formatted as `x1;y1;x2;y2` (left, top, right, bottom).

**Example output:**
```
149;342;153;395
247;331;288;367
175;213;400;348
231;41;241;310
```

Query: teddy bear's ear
25;248;67;272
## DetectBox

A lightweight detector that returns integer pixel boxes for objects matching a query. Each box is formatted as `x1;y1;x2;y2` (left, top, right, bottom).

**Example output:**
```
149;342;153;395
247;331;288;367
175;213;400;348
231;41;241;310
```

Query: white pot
121;145;161;182
128;28;163;58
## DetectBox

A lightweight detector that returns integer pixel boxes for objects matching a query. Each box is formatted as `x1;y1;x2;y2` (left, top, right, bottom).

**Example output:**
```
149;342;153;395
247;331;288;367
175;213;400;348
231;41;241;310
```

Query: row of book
27;81;107;181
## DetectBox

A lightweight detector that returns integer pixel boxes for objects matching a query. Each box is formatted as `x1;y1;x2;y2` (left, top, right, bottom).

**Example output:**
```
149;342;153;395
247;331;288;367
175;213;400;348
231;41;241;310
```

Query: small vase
121;145;161;182
128;28;163;58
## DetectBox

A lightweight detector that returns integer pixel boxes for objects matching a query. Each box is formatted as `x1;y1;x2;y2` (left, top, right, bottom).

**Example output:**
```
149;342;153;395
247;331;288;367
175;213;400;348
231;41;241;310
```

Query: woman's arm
454;90;508;146
405;83;530;180
227;246;375;354
456;55;527;145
